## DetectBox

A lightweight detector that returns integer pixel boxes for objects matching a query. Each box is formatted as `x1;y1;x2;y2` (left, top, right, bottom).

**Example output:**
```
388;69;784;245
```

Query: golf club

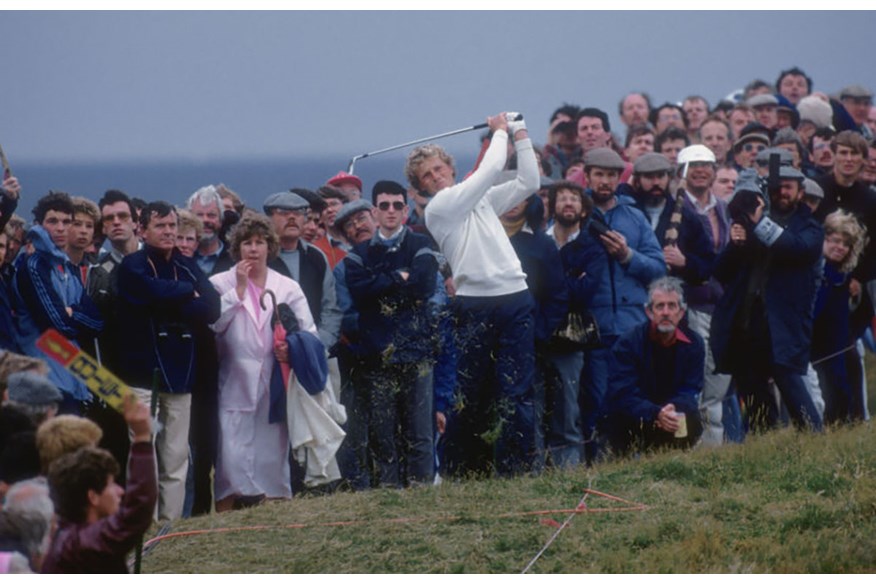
346;114;523;174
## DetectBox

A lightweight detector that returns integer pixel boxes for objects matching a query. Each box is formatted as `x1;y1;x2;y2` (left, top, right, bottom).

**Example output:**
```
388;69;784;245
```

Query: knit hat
6;373;62;406
327;171;363;191
583;147;625;171
797;96;834;129
334;200;374;230
263;192;309;214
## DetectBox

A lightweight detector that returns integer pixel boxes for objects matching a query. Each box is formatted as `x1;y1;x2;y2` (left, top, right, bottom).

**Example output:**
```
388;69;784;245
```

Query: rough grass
140;357;876;574
140;422;876;574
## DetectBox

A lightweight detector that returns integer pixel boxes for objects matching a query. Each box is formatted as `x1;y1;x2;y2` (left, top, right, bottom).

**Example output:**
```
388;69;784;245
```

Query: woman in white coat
209;213;317;511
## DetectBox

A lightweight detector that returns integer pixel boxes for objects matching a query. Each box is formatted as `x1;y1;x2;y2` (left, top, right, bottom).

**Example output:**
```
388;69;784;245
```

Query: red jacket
42;442;156;573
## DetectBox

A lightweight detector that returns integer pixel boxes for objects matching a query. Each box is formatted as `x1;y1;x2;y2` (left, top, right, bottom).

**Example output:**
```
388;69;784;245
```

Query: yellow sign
37;329;133;412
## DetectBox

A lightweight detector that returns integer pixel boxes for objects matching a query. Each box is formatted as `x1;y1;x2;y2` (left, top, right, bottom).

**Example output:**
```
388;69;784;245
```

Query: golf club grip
472;113;523;130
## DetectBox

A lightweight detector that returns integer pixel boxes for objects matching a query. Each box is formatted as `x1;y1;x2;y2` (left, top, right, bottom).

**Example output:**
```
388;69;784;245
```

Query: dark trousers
731;317;823;433
443;291;536;478
599;406;703;457
188;387;217;514
580;335;618;463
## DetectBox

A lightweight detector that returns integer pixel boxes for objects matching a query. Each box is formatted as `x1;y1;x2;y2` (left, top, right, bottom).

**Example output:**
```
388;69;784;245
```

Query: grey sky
2;11;874;164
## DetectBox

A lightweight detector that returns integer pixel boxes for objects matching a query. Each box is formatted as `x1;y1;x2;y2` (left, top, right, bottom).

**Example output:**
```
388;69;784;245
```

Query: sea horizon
8;152;478;218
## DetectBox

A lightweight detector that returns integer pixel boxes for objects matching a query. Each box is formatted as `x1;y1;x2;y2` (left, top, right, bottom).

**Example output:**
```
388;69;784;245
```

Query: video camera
727;152;782;229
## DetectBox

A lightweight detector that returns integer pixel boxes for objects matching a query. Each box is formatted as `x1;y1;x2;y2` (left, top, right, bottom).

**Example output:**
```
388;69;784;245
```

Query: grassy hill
141;356;876;574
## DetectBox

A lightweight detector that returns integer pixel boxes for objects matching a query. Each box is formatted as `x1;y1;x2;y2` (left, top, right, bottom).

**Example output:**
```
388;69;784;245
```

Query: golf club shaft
348;122;488;174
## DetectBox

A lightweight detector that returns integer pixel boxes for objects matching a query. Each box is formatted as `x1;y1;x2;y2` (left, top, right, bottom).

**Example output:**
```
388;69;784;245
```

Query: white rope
521;477;593;574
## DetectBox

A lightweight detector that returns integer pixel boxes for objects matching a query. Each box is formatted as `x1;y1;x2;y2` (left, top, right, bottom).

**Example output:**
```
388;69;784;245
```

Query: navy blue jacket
623;185;715;288
606;320;705;421
116;246;220;391
509;225;568;344
345;227;438;364
710;204;823;375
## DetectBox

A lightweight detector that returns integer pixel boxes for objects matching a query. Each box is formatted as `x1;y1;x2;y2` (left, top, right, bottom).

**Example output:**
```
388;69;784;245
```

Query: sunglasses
743;143;766;153
378;201;405;211
102;212;132;223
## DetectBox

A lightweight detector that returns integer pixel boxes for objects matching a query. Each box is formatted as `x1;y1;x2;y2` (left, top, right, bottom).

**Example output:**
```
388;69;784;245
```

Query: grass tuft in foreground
142;421;876;573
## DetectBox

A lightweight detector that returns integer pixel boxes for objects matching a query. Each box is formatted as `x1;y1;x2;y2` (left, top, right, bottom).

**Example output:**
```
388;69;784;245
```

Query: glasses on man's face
348;212;371;228
102;212;131;223
377;201;405;211
743;143;766;153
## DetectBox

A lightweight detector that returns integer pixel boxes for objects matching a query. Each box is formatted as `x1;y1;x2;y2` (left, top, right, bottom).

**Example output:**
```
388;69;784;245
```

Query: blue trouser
540;348;584;468
580;335;618;463
443;291;536;478
341;357;435;489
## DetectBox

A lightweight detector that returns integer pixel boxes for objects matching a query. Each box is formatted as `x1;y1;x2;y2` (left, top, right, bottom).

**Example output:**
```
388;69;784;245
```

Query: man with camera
710;168;824;433
559;147;665;463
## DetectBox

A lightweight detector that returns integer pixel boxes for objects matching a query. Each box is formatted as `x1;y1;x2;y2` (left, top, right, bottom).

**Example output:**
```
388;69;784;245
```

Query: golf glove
505;112;526;135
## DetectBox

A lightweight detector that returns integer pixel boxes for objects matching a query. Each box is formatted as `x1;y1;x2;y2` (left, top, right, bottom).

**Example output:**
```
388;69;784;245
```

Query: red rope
142;488;647;548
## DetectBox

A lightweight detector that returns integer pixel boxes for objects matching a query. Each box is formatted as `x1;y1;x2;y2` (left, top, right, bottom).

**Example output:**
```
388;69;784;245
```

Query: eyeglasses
377;201;405;211
347;212;372;228
102;212;132;223
743;143;766;153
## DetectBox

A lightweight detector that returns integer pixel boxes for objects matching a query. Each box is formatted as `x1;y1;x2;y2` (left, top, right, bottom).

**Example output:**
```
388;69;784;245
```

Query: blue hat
7;373;62;406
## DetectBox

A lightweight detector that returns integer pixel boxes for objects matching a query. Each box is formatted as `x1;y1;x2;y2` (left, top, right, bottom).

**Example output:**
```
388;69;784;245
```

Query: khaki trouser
131;387;191;521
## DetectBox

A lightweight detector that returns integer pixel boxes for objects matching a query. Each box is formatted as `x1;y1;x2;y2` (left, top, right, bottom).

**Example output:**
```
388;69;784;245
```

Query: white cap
677;144;716;166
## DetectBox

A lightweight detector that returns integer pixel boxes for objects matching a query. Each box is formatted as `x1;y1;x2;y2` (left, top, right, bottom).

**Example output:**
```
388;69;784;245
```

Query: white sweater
425;131;539;297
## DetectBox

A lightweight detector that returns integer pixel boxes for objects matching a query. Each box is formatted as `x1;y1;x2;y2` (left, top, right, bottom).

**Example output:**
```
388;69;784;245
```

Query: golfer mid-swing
406;112;539;477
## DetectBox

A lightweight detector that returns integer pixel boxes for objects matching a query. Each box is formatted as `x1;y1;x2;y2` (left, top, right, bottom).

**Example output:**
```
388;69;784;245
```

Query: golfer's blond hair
405;144;455;190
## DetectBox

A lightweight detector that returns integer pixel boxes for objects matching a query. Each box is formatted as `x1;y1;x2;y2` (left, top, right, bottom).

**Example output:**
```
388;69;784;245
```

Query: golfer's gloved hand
505;112;526;135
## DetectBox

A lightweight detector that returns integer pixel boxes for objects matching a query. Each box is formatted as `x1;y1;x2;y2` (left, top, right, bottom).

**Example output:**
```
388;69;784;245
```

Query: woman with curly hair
209;213;317;511
812;210;868;424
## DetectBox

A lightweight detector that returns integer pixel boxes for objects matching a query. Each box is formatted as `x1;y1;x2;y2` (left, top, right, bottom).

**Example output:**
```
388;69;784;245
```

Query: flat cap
747;94;779;108
734;169;762;196
334;199;374;228
778;166;805;182
583;147;626;171
839;85;873;100
633;153;672;174
263;191;309;214
803;178;824;199
755;147;794;166
7;372;62;406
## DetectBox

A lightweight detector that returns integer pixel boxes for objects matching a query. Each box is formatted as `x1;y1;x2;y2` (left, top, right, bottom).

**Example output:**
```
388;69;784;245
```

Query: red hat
327;171;363;191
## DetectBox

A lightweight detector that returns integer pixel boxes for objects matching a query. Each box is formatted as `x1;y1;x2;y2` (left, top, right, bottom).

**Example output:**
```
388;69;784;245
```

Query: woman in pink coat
209;213;317;511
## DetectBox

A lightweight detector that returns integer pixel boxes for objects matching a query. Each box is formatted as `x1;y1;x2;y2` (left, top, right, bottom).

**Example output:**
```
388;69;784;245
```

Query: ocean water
10;152;477;218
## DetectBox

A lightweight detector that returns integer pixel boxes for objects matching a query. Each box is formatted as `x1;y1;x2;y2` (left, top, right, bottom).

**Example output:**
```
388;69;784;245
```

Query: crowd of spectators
1;65;875;572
